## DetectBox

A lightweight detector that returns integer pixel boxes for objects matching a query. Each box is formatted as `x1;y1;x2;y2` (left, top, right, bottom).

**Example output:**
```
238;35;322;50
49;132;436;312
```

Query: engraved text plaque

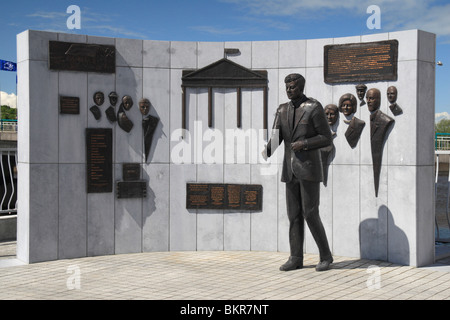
86;128;113;193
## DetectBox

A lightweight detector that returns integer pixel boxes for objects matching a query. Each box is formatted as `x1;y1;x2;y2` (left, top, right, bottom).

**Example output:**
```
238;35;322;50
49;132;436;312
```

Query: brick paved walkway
1;241;450;301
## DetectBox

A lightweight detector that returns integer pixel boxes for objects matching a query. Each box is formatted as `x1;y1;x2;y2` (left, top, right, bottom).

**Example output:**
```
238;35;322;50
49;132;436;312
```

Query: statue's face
139;99;150;115
94;92;104;106
122;96;133;110
109;92;118;106
387;87;397;104
356;88;367;101
366;89;381;112
325;106;338;126
341;100;354;116
285;80;302;101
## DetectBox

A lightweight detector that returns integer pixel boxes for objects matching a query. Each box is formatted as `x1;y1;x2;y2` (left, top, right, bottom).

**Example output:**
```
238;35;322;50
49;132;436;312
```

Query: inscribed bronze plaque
324;40;398;84
49;41;115;73
60;96;80;114
117;181;147;199
86;128;113;193
122;163;141;181
186;183;263;211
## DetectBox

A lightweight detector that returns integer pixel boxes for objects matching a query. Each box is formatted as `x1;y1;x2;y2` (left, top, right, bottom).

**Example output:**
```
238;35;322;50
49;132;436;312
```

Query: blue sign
0;60;17;72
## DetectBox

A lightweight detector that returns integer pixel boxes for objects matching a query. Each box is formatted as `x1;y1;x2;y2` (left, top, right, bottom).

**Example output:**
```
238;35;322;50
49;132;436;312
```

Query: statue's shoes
279;256;303;271
315;259;333;272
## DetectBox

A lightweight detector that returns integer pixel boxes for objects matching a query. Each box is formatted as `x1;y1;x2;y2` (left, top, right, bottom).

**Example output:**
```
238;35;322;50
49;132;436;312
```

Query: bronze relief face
94;91;105;106
139;98;151;116
339;93;357;117
324;104;339;126
366;88;381;112
387;86;397;104
122;95;134;111
109;91;118;106
355;84;367;105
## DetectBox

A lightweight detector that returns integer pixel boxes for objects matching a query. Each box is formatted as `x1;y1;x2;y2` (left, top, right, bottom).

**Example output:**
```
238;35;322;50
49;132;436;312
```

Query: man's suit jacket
266;97;332;183
345;116;365;148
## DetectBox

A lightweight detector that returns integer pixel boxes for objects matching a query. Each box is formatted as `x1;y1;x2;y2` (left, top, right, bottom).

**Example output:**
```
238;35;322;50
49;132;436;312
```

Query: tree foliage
0;105;17;120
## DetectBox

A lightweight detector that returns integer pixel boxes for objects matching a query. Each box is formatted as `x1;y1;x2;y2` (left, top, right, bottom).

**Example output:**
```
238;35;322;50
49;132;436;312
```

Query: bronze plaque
324;40;398;84
122;163;141;181
117;181;147;199
49;41;115;73
86;128;113;193
186;183;263;211
60;96;80;114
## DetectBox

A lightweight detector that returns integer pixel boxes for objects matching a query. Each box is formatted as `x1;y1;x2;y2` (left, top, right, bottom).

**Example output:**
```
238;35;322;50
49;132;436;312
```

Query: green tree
0;105;17;120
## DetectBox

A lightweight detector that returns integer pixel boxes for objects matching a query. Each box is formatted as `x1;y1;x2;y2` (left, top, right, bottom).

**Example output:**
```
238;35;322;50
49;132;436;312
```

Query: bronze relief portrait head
122;95;134;111
339;93;357;117
355;84;367;103
93;91;105;106
139;98;151;116
366;88;381;112
324;104;339;126
109;91;118;106
387;86;398;104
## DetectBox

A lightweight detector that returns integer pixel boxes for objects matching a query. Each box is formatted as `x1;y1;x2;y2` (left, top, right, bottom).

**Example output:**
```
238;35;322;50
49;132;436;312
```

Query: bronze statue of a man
263;73;333;272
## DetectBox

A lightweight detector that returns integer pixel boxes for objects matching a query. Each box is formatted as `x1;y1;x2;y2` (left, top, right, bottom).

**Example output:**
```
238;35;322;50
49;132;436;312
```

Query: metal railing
0;149;17;215
435;151;450;242
436;133;450;151
0;120;17;132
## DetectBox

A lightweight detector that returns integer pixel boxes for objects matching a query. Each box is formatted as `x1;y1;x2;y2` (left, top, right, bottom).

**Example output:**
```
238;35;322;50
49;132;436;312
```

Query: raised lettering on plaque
60;96;80;114
324;40;398;84
86;128;113;193
49;41;115;73
186;183;263;211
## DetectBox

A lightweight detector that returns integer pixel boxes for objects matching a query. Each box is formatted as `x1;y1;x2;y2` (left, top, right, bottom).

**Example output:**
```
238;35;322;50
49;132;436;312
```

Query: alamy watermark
171;122;280;176
66;265;81;290
366;265;382;290
67;5;81;30
367;5;381;30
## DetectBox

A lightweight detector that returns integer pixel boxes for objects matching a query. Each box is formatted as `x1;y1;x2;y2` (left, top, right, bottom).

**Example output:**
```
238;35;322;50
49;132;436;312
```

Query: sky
0;0;449;121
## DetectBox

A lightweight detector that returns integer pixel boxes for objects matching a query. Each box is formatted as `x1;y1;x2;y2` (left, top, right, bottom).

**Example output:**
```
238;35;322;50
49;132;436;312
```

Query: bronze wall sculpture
356;84;367;106
367;88;395;197
324;40;398;84
140;99;160;162
93;91;105;106
109;92;118;106
116;163;147;199
387;86;403;116
339;93;365;148
90;105;101;120
49;41;115;73
86;128;113;193
182;56;268;131
60;96;80;114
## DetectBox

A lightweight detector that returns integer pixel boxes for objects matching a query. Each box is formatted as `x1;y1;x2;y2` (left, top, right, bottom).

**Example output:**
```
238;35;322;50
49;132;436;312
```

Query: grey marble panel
59;72;88;164
169;164;197;251
116;38;143;68
332;165;360;258
197;164;224;251
58;164;87;259
143;164;170;252
87;192;115;257
28;60;59;164
143;40;171;68
250;164;278;252
279;40;306;68
224;164;251;251
114;164;142;254
115;67;143;164
28;164;59;263
142;68;170;164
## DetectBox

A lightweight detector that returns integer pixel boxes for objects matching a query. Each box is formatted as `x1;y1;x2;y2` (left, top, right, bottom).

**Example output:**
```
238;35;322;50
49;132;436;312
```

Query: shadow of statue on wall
359;205;409;265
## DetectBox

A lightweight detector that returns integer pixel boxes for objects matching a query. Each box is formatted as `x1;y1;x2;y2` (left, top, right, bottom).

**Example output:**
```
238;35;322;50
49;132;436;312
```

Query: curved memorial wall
17;29;435;266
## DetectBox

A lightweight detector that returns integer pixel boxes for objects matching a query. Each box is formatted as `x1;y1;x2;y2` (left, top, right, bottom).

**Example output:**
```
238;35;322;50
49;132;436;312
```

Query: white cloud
221;0;450;39
0;92;17;109
436;112;450;122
